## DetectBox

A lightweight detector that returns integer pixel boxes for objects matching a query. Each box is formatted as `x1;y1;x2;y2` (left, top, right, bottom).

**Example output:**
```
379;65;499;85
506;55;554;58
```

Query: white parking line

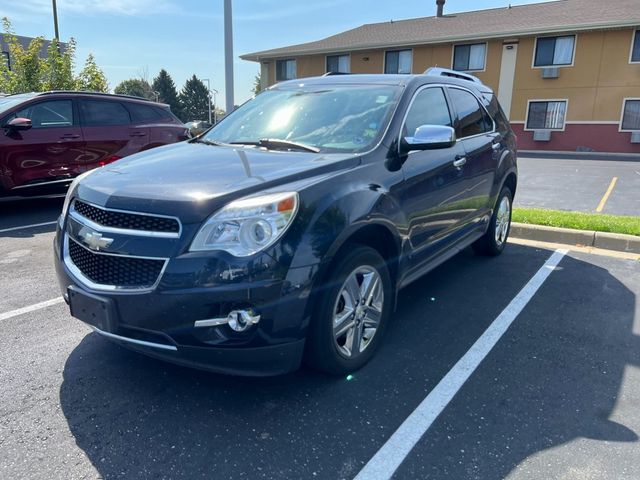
354;248;568;480
0;221;57;234
0;297;64;321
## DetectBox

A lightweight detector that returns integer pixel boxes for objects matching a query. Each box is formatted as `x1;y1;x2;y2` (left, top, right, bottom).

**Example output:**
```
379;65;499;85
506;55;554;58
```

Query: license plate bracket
67;286;116;332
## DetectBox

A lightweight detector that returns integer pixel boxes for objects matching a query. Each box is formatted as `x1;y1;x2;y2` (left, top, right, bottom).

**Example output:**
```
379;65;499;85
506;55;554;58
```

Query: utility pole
202;78;212;124
52;0;60;40
224;0;234;114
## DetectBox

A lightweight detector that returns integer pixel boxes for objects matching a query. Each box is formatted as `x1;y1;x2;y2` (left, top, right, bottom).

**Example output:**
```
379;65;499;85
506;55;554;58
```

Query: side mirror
401;125;456;153
4;117;32;131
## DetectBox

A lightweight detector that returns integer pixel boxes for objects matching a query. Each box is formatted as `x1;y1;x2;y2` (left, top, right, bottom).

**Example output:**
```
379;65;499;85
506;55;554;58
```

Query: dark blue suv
54;69;517;376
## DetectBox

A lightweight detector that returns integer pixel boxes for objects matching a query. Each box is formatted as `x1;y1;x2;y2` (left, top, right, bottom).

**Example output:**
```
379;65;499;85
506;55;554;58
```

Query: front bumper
54;226;319;376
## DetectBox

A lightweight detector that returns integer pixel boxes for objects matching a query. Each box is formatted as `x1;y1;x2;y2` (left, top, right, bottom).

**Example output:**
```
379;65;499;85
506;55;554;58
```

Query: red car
0;91;189;197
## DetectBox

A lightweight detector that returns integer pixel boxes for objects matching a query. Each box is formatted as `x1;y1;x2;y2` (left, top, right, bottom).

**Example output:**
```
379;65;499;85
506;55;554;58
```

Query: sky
1;0;557;108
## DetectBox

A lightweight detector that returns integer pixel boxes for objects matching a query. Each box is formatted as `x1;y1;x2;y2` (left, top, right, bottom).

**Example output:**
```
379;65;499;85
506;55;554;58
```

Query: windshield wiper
230;138;320;153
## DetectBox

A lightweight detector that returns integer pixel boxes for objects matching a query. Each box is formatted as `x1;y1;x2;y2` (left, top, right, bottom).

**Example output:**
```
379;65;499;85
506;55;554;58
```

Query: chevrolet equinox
54;69;517;376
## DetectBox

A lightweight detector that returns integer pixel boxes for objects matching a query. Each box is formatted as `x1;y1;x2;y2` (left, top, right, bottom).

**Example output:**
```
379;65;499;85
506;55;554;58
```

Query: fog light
194;309;261;331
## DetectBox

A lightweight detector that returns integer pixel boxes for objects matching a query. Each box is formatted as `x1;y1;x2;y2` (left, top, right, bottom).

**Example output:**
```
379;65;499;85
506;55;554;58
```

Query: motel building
242;0;640;154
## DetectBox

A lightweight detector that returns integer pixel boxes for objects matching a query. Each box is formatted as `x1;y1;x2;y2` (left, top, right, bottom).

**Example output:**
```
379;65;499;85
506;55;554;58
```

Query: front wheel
305;245;392;375
473;187;513;256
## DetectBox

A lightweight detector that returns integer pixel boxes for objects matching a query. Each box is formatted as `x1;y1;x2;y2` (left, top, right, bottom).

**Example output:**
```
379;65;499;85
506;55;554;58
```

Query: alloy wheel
332;266;384;359
494;195;511;247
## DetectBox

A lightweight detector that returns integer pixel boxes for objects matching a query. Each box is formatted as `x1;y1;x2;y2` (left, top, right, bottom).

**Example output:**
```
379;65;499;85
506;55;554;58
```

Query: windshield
0;94;34;115
203;84;402;153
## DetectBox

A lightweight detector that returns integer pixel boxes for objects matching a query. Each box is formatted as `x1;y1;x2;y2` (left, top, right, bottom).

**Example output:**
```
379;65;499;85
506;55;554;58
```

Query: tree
76;54;109;92
114;78;154;99
179;75;209;121
42;38;76;91
152;69;182;119
0;18;45;93
252;71;262;96
0;17;108;94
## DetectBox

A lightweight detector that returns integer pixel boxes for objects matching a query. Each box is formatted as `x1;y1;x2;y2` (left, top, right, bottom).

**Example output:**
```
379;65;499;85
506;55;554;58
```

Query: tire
473;187;513;256
304;245;393;375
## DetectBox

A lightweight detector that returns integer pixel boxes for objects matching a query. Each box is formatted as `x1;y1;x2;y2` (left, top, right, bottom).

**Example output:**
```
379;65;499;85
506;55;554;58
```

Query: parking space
1;200;639;480
516;157;640;216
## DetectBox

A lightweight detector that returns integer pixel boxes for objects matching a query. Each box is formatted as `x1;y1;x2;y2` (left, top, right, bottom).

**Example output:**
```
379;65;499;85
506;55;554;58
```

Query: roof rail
424;67;484;85
36;90;163;103
322;71;351;76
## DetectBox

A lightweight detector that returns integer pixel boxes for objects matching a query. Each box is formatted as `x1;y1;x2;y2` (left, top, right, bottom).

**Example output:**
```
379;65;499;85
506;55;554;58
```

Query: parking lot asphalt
516;156;640;216
1;199;639;480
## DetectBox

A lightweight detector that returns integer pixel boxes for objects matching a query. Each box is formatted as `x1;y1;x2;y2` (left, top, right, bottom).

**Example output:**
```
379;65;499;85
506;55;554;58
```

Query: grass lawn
512;208;640;237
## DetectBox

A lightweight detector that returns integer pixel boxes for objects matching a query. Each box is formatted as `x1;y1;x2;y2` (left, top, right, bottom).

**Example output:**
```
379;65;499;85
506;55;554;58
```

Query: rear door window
403;87;452;137
13;100;74;128
448;88;493;138
127;102;162;122
79;100;130;126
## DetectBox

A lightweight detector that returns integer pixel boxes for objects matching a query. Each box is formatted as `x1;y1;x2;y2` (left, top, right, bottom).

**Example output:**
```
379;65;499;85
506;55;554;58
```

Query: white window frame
325;53;351;74
451;42;488;72
619;97;640;132
532;34;577;69
383;49;413;75
524;99;569;131
275;59;297;81
629;29;640;64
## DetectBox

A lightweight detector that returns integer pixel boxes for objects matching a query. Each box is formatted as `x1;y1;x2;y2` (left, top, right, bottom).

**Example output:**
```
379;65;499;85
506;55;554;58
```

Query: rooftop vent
436;0;446;17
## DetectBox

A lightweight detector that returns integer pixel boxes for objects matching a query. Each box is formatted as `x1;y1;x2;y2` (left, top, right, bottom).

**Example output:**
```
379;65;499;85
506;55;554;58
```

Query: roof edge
240;19;640;62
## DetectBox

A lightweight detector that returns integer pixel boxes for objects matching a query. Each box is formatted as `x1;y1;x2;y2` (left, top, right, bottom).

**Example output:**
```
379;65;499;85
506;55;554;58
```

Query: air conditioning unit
631;131;640;144
533;130;552;141
541;67;560;79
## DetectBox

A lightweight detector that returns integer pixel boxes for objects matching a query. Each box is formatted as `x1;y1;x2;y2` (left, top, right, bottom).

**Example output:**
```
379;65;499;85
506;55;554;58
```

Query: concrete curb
518;150;640;162
510;223;640;254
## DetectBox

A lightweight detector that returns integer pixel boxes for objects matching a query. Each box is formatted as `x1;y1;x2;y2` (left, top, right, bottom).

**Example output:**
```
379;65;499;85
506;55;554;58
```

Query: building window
526;100;567;130
631;30;640;63
326;54;350;73
385;50;412;74
1;51;9;70
276;59;296;81
621;99;640;131
534;35;575;67
453;43;486;71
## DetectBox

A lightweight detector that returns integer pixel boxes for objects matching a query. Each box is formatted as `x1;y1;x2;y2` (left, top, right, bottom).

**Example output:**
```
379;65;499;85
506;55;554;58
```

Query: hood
75;141;359;223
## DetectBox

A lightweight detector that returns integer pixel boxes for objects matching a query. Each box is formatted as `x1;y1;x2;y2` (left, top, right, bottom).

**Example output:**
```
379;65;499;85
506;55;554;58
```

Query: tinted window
534;36;575;67
453;43;486;71
621;100;640;130
15;100;73;128
632;31;640;63
448;88;492;138
526;101;566;130
327;54;350;73
385;50;412;74
276;60;296;81
80;100;130;126
404;87;452;137
127;102;162;122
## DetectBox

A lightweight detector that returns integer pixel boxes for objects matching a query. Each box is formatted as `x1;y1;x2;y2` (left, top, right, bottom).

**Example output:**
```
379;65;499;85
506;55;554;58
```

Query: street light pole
224;0;235;114
52;0;60;41
202;78;212;124
211;88;219;123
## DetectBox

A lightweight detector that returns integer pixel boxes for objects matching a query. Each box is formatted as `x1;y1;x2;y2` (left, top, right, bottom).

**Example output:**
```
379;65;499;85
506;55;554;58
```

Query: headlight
190;192;299;256
60;170;95;222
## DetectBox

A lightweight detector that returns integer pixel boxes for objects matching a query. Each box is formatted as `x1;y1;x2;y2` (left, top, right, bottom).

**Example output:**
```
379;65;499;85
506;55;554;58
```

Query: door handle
492;142;502;151
453;156;467;168
60;134;80;140
130;131;147;137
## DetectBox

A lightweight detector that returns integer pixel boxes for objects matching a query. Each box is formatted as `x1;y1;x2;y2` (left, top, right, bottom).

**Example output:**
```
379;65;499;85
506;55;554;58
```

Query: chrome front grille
66;237;166;290
72;200;181;236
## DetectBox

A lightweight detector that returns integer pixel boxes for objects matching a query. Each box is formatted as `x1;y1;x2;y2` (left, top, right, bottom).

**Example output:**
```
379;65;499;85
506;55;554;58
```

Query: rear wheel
305;245;392;375
473;187;513;256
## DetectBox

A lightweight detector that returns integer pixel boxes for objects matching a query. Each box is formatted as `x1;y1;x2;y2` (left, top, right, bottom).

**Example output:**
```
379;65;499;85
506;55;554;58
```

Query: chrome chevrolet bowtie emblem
79;228;113;251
